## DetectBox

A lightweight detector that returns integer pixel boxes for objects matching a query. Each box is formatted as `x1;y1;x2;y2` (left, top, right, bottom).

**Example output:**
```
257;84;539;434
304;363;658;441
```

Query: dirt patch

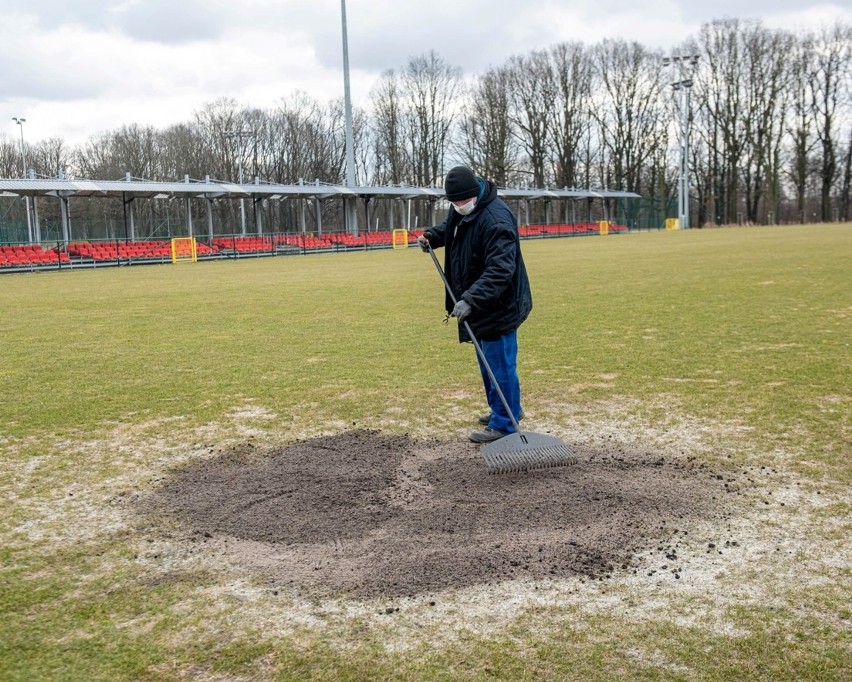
145;430;737;599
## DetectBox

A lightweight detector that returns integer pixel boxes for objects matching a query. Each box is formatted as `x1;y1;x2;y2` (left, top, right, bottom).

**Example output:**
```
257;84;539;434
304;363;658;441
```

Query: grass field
1;224;850;680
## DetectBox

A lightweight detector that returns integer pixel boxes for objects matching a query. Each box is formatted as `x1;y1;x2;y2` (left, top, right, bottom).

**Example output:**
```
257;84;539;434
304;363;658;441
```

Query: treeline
1;17;850;228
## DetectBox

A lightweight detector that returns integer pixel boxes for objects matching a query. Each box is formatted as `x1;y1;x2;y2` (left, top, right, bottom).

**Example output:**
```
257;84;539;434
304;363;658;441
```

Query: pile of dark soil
146;430;736;599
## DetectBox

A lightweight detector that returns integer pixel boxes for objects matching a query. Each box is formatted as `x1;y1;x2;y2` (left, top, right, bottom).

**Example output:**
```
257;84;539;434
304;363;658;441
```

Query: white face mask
453;199;477;216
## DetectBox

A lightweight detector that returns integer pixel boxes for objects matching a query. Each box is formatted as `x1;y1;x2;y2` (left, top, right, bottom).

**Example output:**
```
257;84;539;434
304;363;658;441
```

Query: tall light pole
662;55;700;229
12;117;33;242
340;0;358;234
224;129;252;235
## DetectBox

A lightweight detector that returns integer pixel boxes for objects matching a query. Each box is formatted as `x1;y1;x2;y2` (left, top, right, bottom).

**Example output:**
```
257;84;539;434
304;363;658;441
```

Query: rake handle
426;243;522;434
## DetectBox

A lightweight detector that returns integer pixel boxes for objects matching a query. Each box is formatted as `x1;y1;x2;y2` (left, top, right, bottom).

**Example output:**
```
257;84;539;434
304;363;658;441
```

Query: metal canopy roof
0;177;640;201
0;178;249;198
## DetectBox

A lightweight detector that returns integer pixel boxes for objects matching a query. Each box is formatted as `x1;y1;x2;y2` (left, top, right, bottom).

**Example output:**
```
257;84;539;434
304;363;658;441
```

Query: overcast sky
1;0;849;148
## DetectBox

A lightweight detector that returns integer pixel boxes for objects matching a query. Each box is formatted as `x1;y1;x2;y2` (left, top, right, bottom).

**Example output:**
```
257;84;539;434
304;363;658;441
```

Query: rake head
481;431;578;474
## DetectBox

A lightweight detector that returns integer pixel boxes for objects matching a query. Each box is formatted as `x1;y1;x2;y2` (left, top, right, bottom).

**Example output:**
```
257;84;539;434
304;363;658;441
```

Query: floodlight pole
12;117;33;242
662;55;699;229
340;0;358;234
225;129;253;235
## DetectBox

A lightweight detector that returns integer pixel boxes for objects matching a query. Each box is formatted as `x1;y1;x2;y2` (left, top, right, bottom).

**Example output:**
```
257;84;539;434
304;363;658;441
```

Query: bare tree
157;122;210;180
786;33;819;223
695;19;748;224
841;126;852;221
403;50;462;186
738;25;793;223
75;132;120;179
456;66;519;186
270;92;339;184
811;22;852;221
30;138;72;178
370;68;411;185
0;136;25;178
593;39;666;194
547;42;594;190
506;50;553;187
191;97;243;181
111;124;161;179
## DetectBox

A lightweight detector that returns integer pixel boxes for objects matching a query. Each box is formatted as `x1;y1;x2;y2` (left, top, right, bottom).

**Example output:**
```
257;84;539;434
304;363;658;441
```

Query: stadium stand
1;222;624;271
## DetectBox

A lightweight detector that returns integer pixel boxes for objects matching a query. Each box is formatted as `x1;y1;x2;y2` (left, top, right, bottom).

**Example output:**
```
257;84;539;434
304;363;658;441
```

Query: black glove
451;299;472;323
417;234;431;252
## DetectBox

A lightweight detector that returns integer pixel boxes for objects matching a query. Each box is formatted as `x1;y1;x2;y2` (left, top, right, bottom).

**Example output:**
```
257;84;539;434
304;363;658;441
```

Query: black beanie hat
444;166;479;202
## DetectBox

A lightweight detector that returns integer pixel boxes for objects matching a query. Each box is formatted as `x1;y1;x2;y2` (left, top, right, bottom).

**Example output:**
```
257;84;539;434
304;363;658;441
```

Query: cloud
312;0;707;75
5;0;225;44
0;16;109;101
677;0;833;20
110;0;224;45
1;0;850;145
3;0;116;32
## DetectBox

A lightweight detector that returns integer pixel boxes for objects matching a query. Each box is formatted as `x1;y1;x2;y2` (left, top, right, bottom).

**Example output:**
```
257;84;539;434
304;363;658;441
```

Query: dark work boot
469;427;510;444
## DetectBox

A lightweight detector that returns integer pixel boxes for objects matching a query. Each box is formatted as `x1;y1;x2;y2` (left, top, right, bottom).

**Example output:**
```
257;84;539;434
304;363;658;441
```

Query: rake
426;244;577;474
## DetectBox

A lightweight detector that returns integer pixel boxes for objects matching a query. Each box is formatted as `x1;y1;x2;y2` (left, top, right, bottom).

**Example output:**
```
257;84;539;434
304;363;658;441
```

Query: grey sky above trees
1;0;848;143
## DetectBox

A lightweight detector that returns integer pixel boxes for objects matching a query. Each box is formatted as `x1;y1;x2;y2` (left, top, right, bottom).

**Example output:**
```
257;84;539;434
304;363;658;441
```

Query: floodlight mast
12;117;33;242
340;0;358;234
663;54;700;229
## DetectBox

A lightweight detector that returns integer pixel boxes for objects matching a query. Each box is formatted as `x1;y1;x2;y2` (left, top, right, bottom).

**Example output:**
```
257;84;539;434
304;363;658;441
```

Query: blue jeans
475;330;522;433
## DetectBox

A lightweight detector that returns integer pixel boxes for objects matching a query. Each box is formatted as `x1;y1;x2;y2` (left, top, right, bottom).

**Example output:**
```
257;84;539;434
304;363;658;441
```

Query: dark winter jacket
424;179;532;342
